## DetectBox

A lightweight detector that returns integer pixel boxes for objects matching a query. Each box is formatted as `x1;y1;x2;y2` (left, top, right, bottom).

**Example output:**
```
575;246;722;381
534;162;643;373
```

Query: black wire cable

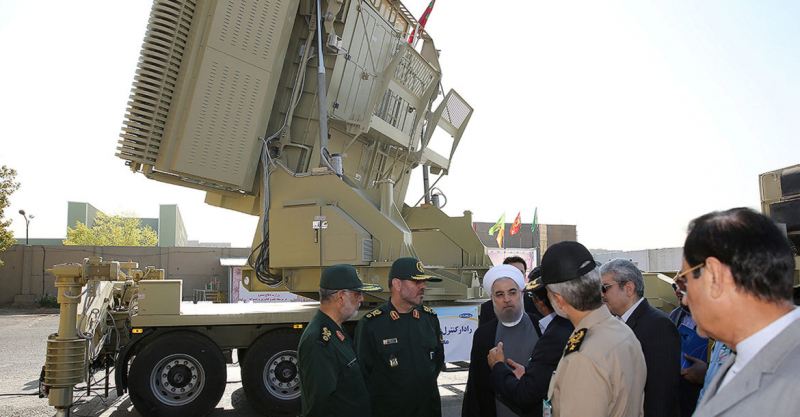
247;234;283;287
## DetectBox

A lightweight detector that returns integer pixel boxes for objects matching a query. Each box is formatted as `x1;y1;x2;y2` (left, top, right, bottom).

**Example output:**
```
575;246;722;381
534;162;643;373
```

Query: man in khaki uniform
540;241;646;417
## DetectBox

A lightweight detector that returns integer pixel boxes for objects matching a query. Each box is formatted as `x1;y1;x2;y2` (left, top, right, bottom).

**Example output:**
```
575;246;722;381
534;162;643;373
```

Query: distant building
24;202;230;247
68;202;188;247
591;247;682;272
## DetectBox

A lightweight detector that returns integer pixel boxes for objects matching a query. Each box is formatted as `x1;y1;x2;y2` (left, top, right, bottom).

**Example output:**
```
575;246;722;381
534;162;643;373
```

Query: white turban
482;265;525;296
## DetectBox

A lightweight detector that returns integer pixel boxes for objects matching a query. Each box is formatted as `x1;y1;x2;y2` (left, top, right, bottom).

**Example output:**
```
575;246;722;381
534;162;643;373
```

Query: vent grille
394;48;435;100
441;91;470;130
117;0;197;166
362;238;373;262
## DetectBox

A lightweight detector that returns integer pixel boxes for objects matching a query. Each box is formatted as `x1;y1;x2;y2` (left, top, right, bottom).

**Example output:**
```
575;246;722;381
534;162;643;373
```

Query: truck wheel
241;329;302;416
128;331;226;417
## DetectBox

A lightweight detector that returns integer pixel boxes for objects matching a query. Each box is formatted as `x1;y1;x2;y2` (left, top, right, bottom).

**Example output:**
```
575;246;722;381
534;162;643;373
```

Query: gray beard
495;304;524;325
341;300;360;321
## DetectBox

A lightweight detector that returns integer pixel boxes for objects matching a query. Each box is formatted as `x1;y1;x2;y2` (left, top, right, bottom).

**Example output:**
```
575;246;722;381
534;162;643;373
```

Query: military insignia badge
322;327;332;342
390;310;400;320
525;277;542;291
382;338;398;345
336;330;345;341
416;261;425;273
423;306;436;316
564;328;587;355
389;355;399;367
412;309;419;319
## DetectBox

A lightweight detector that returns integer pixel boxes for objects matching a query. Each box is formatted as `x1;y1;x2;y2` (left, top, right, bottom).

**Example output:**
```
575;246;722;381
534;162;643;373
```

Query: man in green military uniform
297;264;382;417
355;257;445;417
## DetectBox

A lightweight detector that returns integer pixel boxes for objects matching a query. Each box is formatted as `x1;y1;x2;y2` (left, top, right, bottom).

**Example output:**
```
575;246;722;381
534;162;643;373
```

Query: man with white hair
600;258;681;417
463;265;539;417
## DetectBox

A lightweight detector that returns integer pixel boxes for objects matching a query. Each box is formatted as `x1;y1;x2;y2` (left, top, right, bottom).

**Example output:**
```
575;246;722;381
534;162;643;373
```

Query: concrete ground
0;311;468;417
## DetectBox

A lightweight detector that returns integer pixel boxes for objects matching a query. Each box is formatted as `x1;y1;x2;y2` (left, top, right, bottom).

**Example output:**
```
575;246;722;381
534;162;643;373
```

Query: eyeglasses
601;281;628;294
492;288;519;299
342;289;362;297
676;263;704;280
673;262;704;294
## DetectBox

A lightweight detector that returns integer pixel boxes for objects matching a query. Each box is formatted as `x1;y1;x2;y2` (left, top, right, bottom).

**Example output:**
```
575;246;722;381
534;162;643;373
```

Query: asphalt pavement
0;311;468;417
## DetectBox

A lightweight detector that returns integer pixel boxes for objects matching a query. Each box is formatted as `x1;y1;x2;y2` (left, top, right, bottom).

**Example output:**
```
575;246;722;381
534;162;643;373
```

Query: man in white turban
463;265;540;417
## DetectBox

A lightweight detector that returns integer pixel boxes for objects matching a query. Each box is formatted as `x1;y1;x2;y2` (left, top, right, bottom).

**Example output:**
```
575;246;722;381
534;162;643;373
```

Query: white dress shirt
621;297;645;324
719;306;800;390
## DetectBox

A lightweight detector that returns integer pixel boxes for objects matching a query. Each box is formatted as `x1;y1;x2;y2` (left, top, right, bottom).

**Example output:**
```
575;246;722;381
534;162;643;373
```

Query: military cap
525;276;542;291
527;266;542;282
320;264;383;291
389;257;442;282
540;241;596;285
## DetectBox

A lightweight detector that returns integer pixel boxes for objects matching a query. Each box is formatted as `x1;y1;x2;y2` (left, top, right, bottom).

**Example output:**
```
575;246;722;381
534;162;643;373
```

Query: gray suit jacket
693;317;800;417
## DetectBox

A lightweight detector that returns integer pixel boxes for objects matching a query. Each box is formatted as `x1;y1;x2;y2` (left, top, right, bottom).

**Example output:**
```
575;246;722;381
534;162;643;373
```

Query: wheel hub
167;363;193;388
274;361;297;383
150;354;206;406
263;350;301;400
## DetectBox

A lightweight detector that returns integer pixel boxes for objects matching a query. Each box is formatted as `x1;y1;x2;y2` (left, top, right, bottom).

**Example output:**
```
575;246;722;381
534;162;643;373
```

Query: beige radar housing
759;165;800;290
116;0;491;302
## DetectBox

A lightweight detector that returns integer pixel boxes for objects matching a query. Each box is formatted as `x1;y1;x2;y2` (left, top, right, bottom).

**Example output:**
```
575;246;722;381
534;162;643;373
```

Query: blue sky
1;0;798;251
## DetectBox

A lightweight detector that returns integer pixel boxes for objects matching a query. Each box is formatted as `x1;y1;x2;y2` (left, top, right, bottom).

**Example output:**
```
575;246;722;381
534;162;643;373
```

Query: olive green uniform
354;301;445;417
298;309;371;417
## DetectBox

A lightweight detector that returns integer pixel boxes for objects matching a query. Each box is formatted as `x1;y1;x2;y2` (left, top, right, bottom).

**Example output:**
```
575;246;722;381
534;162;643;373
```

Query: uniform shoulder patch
564;328;587;355
365;309;382;319
422;306;436;316
317;326;332;345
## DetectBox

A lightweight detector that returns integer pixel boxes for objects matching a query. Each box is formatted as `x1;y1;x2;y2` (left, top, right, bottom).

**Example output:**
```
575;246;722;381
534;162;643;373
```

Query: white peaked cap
482;264;525;296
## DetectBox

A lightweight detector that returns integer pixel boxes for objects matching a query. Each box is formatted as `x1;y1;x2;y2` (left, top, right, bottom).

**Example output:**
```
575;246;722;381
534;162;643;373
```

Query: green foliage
0;166;20;266
63;212;158;246
40;293;59;308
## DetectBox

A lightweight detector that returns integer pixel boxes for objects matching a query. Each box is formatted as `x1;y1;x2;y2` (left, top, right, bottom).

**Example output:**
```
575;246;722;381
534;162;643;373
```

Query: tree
63;212;158;246
0;166;20;266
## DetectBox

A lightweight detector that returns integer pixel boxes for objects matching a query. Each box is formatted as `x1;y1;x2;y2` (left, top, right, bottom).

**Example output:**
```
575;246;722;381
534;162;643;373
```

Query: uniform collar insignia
564;328;587;355
413;309;420;319
336;330;345;341
390;310;400;320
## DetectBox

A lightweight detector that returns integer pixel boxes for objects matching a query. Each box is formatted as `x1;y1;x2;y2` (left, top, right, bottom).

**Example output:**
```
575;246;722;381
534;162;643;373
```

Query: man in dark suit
478;256;543;329
600;259;681;417
486;275;574;417
463;265;538;417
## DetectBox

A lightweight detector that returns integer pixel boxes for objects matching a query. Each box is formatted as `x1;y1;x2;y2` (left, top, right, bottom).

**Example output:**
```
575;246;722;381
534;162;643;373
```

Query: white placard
432;305;479;363
229;266;314;303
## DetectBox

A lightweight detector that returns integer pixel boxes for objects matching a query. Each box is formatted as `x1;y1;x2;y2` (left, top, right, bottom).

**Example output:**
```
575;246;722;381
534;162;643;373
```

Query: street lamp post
18;210;33;245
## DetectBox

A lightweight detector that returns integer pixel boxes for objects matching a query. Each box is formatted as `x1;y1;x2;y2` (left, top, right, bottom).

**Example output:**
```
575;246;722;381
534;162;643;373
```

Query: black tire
128;331;227;417
237;347;248;365
241;329;303;416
